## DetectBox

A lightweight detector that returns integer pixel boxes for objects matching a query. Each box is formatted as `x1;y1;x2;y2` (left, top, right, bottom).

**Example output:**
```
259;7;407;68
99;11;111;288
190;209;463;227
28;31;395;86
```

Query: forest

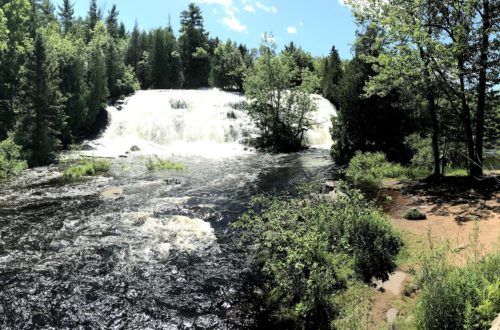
0;0;498;175
0;0;499;329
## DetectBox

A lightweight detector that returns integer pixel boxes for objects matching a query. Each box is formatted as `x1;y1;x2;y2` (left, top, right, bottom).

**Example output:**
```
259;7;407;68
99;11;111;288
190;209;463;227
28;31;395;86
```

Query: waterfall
87;89;336;157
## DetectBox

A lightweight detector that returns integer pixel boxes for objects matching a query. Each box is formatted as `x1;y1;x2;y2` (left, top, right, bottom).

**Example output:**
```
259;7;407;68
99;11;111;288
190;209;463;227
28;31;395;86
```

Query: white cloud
196;0;249;33
222;9;248;32
287;26;297;34
299;21;304;26
244;5;256;12
255;1;277;13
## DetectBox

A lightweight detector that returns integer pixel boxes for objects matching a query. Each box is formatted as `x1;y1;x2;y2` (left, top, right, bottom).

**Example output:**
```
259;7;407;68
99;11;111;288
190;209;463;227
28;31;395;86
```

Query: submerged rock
101;187;123;200
130;145;140;152
81;143;95;151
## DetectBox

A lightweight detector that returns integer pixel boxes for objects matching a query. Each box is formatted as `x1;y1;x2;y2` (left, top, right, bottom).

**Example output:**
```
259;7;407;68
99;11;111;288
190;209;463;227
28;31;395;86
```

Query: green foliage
244;37;319;152
405;134;433;170
416;248;500;330
329;26;412;165
0;137;27;179
346;152;404;185
63;158;111;178
403;209;427;221
15;32;66;166
235;186;402;328
209;39;245;91
146;158;186;171
346;152;430;189
320;46;343;108
178;3;210;88
331;281;373;330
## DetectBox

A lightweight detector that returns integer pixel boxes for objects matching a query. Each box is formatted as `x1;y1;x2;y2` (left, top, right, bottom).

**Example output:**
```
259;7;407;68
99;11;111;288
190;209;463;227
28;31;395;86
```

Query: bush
146;158;186;171
416;248;500;330
403;209;427;220
345;152;404;186
0;137;28;179
63;159;111;178
405;134;433;169
235;185;402;328
345;152;429;189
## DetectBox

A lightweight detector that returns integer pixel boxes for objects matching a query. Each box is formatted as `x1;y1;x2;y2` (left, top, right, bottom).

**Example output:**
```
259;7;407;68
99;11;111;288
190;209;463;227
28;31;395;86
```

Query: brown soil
385;177;500;262
370;176;500;328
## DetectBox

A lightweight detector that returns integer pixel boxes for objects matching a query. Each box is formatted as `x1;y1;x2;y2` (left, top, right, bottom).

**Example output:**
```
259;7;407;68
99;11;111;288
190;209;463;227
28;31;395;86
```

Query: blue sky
55;0;357;59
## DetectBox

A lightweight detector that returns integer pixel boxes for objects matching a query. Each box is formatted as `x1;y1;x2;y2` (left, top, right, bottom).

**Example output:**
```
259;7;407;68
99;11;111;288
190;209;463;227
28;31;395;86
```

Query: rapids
0;89;336;329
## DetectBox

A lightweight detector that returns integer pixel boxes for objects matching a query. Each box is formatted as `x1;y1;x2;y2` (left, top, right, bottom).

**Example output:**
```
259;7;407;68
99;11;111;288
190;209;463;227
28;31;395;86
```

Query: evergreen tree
150;28;182;89
125;21;141;74
330;26;411;164
86;21;108;128
0;0;32;140
320;46;342;108
57;0;74;34
209;39;244;91
282;42;314;87
15;33;65;166
105;4;119;39
87;0;98;31
178;3;210;88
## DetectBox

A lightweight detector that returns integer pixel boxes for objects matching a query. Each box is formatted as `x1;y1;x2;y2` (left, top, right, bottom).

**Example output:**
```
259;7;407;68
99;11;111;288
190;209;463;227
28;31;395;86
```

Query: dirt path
386;183;500;262
370;177;500;328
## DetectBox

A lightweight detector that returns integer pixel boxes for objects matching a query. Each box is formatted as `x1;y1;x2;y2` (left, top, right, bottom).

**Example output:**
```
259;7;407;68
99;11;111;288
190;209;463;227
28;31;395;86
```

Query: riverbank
370;175;500;329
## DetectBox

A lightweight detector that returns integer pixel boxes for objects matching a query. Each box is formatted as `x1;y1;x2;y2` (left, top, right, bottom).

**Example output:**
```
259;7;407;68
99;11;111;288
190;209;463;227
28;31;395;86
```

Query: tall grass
63;159;111;178
415;234;500;330
145;158;186;171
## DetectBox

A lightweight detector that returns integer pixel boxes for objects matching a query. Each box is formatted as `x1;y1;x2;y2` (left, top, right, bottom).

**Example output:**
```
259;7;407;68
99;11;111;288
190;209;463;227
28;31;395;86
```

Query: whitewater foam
86;89;336;158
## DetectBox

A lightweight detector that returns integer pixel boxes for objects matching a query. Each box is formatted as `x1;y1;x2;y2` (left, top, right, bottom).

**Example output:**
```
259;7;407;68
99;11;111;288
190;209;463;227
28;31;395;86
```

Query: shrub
405;134;433;169
63;159;111;178
0;137;28;179
345;152;404;187
146;158;186;171
403;209;427;220
235;185;402;328
345;152;429;189
416;247;500;330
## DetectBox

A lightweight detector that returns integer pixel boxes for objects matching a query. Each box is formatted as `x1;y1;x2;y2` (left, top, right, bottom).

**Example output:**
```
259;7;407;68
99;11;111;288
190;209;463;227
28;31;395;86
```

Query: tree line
332;0;499;179
0;0;497;179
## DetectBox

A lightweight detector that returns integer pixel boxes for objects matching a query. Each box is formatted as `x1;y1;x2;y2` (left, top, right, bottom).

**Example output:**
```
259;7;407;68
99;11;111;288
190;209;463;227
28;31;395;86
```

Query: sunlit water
0;89;336;329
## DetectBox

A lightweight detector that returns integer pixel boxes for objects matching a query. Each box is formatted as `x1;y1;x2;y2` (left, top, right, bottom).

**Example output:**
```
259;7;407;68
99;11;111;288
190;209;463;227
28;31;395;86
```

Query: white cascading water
87;89;336;158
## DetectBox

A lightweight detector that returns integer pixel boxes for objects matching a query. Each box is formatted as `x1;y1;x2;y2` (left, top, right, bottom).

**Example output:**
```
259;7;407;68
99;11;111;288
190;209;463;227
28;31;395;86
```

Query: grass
146;158;186;171
63;159;112;178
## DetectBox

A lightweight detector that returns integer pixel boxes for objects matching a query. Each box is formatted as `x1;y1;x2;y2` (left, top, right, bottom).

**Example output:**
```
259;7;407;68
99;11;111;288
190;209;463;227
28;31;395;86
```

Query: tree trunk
473;0;490;178
428;90;441;178
458;58;476;178
419;44;440;179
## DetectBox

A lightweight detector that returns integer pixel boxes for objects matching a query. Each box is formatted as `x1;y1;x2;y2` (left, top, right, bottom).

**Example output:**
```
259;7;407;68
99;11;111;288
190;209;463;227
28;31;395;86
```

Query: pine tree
320;46;342;108
86;21;108;128
178;3;210;88
15;33;65;166
150;28;182;89
0;0;32;140
88;0;98;31
57;0;74;34
125;21;141;74
105;4;119;39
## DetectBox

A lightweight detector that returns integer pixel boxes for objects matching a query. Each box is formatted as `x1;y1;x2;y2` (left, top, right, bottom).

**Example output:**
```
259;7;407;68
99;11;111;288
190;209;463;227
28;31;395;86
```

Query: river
0;89;336;329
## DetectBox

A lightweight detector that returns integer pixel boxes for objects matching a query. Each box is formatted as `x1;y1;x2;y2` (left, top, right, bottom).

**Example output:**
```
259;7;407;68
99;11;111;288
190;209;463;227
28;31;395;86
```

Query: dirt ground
386;177;500;261
371;176;500;328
